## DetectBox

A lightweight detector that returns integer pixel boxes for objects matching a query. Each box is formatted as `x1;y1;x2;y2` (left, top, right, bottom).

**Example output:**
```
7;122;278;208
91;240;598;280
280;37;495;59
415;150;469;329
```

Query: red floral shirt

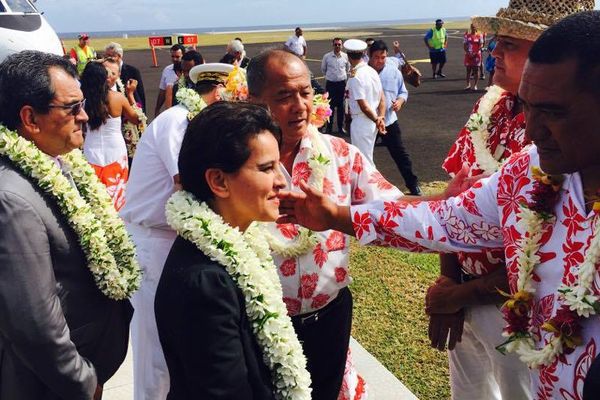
267;133;402;316
442;90;528;276
352;147;600;399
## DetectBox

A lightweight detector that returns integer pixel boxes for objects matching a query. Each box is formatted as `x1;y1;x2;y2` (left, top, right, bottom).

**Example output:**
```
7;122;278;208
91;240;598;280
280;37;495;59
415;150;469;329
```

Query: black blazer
121;62;146;113
155;236;275;400
0;156;133;400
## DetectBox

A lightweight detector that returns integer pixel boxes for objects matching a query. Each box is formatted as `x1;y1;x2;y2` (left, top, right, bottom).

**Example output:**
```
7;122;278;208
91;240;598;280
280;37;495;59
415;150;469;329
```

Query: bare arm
154;89;166;117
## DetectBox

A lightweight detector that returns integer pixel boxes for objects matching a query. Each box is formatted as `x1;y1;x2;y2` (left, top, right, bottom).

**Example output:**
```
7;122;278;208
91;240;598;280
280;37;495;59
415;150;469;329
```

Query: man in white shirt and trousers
344;39;386;166
121;63;235;400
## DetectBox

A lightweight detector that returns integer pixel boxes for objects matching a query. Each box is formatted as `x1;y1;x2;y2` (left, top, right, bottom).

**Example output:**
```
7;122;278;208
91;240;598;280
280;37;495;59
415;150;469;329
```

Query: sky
37;0;521;33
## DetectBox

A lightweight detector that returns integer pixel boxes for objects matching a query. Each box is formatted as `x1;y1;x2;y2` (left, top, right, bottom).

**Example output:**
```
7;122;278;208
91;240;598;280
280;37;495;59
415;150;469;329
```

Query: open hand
443;164;490;199
277;180;339;231
428;311;464;351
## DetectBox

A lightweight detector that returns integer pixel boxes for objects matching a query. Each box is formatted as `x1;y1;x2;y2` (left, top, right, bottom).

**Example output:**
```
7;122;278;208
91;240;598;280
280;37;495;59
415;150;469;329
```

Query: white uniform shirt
120;105;189;230
285;35;307;57
346;63;382;117
159;64;179;91
352;147;600;399
321;51;349;82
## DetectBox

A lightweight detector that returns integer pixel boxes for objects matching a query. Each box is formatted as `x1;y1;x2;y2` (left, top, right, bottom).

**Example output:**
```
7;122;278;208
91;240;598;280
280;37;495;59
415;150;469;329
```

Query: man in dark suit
0;50;133;400
105;41;147;113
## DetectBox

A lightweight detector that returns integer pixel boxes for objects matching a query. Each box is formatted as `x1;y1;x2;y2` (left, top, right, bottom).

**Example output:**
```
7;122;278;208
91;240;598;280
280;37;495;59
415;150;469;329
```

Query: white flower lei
504;181;600;368
117;79;148;158
175;87;207;120
0;124;141;300
262;125;330;257
165;191;312;399
466;85;507;174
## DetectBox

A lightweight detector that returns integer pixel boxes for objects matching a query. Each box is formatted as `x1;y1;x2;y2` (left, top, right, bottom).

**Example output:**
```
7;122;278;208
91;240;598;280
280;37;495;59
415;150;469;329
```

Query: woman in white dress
81;61;140;210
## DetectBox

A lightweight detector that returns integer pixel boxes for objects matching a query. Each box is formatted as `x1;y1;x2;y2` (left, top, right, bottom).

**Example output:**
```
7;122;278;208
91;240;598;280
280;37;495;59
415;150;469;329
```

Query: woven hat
472;0;595;41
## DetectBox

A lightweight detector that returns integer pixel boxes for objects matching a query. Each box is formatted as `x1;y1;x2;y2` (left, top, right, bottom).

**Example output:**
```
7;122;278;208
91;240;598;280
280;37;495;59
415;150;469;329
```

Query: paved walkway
104;337;418;399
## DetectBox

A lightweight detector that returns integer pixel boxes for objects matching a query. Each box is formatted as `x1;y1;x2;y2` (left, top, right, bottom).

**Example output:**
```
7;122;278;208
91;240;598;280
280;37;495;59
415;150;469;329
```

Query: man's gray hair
229;39;244;53
105;42;124;57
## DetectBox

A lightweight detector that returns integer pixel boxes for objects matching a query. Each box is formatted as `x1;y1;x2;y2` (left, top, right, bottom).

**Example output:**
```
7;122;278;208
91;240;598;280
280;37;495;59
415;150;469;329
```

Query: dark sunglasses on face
47;98;86;116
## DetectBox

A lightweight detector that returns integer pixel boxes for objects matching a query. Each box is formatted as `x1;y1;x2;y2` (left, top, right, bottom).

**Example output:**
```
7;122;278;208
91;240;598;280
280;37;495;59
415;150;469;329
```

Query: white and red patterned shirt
442;90;528;276
351;147;600;399
268;133;402;317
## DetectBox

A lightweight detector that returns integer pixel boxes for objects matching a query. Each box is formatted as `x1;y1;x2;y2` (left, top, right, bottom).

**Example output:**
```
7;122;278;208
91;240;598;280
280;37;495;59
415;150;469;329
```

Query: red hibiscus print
384;201;408;218
375;214;399;236
497;153;531;225
299;273;318;299
277;223;299;239
292;161;311;186
311;293;330;309
313;243;328;267
352;152;364;174
326;231;345;251
335;267;347;283
385;234;427;251
562;197;586;238
279;258;296;277
531;294;555;337
353;186;365;201
558;339;596;400
330;137;349;157
415;226;447;242
353;211;372;240
538;358;559;400
338;162;350;185
322;177;335;197
457;186;482;217
283;297;301;316
563;239;585;285
368;171;394;190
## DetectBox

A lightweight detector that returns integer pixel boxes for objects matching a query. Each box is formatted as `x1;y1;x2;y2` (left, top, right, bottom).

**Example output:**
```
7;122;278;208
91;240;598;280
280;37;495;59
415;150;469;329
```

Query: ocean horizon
58;16;468;38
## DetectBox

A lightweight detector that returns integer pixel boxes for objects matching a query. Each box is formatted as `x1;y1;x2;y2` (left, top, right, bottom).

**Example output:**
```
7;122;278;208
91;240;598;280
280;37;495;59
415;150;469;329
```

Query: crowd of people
0;0;599;399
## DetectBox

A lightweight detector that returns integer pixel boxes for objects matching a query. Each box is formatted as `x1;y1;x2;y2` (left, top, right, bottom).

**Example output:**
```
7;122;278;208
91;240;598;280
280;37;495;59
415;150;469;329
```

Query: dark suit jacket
121;62;146;113
0;156;133;400
155;237;275;400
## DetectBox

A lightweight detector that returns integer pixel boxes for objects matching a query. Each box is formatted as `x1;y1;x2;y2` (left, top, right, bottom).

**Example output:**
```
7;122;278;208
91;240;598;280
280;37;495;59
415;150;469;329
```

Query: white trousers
350;115;377;166
127;223;177;400
449;304;532;400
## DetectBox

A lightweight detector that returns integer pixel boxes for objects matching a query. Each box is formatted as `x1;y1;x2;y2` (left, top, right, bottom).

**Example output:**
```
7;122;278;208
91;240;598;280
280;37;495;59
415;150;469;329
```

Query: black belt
292;287;350;326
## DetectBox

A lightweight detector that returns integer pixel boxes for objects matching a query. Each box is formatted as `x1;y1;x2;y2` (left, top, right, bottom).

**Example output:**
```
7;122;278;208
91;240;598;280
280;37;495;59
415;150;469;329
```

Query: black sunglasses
47;98;86;116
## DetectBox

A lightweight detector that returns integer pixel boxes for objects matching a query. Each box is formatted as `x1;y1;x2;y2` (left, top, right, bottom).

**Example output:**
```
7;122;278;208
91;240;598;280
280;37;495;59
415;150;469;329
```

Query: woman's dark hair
80;62;109;130
219;52;236;65
178;102;281;202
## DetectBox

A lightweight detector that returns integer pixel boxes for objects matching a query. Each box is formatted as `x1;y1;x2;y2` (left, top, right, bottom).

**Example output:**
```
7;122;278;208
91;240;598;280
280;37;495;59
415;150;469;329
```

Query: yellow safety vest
73;45;95;75
428;27;447;50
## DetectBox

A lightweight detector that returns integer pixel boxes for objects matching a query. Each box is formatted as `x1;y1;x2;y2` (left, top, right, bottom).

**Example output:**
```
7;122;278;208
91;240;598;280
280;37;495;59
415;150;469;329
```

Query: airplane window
5;0;36;12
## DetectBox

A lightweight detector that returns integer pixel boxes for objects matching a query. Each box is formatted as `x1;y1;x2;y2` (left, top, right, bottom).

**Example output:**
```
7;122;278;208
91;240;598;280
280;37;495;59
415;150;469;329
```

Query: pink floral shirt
269;133;402;316
352;147;600;399
442;90;528;276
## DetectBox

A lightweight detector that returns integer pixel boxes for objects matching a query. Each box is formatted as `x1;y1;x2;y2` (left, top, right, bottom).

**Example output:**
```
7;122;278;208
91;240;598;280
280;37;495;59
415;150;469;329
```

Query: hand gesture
277;180;343;232
443;164;489;199
428;311;464;351
126;78;138;94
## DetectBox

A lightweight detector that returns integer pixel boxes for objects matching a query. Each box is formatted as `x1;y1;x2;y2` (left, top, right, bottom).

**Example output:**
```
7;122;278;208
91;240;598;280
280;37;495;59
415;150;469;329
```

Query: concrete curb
104;337;419;399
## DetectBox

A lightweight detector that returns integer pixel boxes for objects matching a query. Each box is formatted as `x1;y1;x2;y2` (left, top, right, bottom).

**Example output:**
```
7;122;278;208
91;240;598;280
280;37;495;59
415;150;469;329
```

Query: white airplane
0;0;63;62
